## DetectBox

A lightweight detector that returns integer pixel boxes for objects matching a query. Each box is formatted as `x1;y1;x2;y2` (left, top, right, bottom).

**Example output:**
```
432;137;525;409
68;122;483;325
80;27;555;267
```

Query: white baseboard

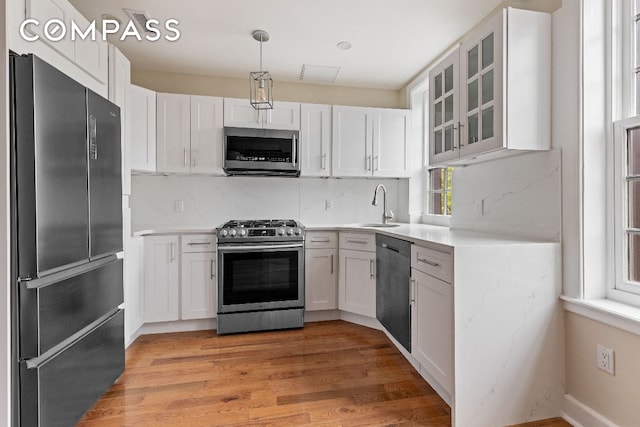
339;311;382;330
137;318;216;336
563;394;619;427
304;310;340;322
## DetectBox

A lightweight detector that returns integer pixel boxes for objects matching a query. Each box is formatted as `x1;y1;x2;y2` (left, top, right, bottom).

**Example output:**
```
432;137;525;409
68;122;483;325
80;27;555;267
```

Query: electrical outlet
325;200;333;211
174;200;184;212
597;344;615;375
475;199;485;216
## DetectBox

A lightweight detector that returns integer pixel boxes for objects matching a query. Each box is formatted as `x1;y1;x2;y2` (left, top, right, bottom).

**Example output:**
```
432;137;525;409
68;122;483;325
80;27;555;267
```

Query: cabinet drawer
411;245;453;283
340;232;376;252
305;231;338;249
181;234;216;253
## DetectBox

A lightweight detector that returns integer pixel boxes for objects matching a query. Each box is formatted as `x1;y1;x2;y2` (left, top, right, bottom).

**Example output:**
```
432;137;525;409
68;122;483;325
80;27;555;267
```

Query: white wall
130;175;409;231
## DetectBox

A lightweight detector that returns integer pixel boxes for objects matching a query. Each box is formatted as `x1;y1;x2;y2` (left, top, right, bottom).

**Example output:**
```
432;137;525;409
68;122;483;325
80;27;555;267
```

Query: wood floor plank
78;320;570;427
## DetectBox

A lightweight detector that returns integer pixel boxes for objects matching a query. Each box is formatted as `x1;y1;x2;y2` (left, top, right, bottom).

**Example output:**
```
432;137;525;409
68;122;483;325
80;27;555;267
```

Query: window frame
608;0;640;305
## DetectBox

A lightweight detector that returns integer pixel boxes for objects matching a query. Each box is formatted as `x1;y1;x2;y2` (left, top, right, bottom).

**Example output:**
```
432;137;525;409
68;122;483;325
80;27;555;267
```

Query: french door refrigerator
10;53;125;427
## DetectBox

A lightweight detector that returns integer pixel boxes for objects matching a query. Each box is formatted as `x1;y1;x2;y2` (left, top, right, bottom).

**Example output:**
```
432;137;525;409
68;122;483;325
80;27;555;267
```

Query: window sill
561;296;640;336
420;213;451;227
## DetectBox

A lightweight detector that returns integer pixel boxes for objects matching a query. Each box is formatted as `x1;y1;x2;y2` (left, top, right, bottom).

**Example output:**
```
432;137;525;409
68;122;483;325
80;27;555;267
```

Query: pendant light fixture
249;30;274;110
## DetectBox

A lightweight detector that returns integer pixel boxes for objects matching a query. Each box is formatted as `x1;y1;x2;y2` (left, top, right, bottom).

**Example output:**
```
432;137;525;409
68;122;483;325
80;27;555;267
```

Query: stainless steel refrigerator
10;54;125;427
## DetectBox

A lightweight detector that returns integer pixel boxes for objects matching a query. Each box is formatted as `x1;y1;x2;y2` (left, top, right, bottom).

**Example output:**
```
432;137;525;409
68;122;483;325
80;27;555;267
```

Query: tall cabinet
429;7;550;166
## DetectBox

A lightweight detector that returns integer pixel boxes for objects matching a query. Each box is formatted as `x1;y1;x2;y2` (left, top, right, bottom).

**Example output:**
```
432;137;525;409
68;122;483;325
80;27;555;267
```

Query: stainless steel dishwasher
376;234;411;351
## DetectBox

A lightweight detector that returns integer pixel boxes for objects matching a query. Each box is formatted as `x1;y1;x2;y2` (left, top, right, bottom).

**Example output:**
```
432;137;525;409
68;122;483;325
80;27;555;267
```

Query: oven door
218;242;304;313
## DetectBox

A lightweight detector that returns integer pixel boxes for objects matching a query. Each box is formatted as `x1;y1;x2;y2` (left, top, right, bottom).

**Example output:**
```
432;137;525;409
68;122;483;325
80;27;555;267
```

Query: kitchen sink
356;223;401;228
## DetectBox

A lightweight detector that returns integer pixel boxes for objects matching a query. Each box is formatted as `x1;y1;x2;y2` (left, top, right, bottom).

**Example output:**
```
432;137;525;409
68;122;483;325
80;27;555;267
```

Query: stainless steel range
216;219;305;334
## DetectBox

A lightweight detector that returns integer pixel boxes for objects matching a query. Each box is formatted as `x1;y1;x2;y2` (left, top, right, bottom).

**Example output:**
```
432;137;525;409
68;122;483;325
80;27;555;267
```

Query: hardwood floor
78;321;571;427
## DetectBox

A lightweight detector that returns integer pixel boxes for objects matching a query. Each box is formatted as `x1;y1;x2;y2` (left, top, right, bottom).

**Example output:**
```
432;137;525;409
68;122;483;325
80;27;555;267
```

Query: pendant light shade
250;30;273;110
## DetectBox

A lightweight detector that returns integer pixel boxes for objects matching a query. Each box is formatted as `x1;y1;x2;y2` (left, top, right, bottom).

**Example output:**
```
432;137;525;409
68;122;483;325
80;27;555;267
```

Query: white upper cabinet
332;106;372;177
156;93;224;174
24;0;108;83
429;7;550;166
156;93;191;173
129;85;157;172
373;109;411;177
332;106;412;177
108;46;131;195
300;104;332;177
223;98;300;130
190;95;225;174
428;50;460;164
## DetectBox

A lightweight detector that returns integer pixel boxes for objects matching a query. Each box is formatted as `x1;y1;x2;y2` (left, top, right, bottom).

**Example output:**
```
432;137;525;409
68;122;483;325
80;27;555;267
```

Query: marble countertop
133;223;555;248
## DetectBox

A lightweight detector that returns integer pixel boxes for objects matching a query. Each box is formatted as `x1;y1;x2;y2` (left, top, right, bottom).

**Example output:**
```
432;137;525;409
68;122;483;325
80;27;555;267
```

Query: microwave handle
292;134;297;167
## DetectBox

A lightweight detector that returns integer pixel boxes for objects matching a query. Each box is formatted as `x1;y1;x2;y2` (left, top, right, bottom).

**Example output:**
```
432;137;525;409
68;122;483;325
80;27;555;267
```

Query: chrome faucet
372;184;394;224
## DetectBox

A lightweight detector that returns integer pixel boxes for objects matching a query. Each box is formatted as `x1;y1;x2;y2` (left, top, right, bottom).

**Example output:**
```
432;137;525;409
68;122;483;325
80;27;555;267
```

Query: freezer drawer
20;257;123;358
20;309;124;427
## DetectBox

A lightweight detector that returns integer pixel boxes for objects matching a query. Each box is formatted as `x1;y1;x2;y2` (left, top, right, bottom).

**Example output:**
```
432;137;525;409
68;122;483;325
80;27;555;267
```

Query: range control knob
219;229;228;237
286;228;294;236
294;228;302;236
238;229;247;237
277;228;286;236
229;229;237;237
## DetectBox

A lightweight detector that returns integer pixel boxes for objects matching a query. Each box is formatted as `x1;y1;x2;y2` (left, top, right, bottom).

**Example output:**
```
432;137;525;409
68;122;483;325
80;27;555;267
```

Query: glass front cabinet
429;7;551;166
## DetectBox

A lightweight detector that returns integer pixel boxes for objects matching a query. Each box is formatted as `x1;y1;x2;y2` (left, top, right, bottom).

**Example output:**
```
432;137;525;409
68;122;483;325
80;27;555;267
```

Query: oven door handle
218;243;304;251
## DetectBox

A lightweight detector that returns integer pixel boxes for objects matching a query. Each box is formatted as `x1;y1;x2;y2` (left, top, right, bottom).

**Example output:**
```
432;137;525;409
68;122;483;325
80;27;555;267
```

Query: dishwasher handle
380;242;400;253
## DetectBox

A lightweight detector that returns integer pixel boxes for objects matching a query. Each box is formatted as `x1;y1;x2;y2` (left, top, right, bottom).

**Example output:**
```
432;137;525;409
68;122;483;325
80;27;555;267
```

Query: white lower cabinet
143;235;180;323
411;268;454;395
142;234;217;323
410;244;454;398
181;235;217;320
338;232;376;317
305;232;338;311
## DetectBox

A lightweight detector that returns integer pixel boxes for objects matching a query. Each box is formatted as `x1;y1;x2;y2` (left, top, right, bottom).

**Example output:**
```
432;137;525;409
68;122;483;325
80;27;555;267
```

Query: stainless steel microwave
223;127;300;177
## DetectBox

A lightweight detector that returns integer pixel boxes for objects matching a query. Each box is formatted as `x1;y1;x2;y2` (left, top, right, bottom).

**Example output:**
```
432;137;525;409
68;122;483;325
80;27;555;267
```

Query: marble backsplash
130;175;410;231
450;149;562;241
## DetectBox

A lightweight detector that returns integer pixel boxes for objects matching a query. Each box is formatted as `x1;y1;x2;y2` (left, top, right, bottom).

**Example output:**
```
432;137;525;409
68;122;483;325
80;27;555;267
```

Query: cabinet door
429;49;460;165
181;252;217;320
411;268;453;395
300;104;332;177
373;109;411;177
332;106;373;177
157;93;191;173
223;98;260;128
129;85;156;172
264;101;301;130
305;248;337;311
25;0;75;61
72;10;108;83
459;10;504;157
108;46;131;195
143;236;179;323
190;95;224;174
338;249;376;317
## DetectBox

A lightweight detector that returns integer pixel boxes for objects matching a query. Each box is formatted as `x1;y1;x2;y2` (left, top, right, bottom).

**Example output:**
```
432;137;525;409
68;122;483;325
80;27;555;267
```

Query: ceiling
68;0;559;90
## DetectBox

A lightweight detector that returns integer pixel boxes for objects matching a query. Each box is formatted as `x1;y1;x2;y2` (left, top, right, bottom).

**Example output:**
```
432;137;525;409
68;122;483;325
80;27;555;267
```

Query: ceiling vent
124;9;152;33
300;65;341;84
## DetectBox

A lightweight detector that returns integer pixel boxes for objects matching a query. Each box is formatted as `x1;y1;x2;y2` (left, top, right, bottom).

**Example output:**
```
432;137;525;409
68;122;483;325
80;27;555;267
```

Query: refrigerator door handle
89;115;97;160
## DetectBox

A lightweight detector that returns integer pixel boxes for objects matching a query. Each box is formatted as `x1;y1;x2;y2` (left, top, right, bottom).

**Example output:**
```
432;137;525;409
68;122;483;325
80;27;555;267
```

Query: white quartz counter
133;222;555;248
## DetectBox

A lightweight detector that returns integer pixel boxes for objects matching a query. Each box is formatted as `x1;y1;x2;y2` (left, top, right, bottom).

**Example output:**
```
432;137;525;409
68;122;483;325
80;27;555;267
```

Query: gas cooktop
217;219;304;243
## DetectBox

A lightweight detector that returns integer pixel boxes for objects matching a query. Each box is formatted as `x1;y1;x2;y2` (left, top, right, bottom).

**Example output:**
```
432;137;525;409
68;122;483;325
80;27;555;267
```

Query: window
611;0;640;302
427;167;453;215
613;118;640;299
